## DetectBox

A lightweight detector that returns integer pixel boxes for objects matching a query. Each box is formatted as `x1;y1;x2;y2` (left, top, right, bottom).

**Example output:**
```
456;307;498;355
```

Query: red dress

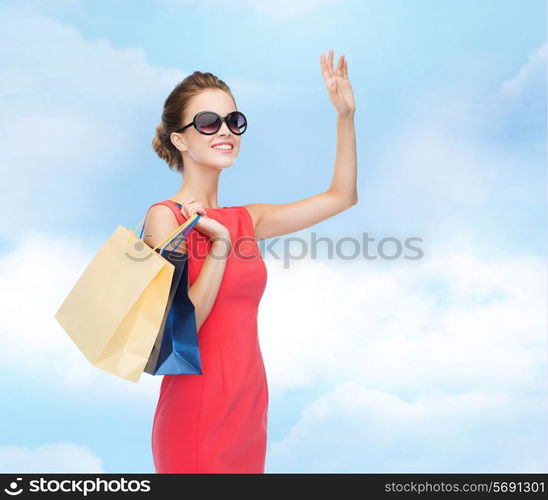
150;200;269;473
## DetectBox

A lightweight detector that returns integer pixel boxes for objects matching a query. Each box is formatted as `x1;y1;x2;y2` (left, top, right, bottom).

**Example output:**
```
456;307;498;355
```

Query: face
171;89;241;170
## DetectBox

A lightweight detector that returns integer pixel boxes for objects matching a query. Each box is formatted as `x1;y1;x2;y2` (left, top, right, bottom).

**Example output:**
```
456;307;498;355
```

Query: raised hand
320;48;356;118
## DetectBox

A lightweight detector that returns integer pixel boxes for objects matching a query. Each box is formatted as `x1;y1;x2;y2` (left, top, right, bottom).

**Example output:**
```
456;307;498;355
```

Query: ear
170;132;188;153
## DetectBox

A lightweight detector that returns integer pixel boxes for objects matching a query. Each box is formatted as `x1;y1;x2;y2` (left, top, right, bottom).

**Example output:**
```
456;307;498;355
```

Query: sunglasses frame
174;110;247;135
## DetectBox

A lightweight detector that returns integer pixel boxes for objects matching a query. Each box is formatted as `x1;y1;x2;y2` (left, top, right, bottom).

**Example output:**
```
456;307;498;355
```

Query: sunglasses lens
227;112;247;134
196;112;221;134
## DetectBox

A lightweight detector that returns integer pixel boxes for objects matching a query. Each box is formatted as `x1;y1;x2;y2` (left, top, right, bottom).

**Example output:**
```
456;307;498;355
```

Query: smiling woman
146;71;270;474
145;49;358;474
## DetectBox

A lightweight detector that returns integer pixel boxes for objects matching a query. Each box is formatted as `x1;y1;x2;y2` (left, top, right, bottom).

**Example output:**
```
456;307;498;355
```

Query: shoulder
241;203;263;222
143;203;187;252
241;204;266;240
146;203;180;225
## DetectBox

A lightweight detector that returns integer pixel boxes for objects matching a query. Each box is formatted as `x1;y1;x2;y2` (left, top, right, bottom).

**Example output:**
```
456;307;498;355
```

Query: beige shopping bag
54;211;199;383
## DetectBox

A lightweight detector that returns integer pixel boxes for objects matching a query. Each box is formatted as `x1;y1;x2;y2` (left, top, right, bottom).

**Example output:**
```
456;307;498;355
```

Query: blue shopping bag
143;213;203;375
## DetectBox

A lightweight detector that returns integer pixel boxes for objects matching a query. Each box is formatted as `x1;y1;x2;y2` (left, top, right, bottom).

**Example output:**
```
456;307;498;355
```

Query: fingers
320;48;335;78
180;197;194;218
320;53;331;82
321;49;348;81
180;197;207;218
336;54;344;76
328;49;334;78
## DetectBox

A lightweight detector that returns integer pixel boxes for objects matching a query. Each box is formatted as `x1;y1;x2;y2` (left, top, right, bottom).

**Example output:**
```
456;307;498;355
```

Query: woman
145;48;357;473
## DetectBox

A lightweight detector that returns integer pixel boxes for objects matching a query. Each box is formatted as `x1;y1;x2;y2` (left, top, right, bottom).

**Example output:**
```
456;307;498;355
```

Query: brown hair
152;71;236;173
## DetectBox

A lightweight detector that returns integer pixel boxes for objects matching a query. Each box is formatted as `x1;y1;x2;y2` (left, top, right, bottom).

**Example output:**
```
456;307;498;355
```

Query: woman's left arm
244;48;358;241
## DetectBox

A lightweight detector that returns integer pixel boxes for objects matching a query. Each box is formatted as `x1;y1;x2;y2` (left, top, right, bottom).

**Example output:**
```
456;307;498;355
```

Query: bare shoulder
242;203;269;224
242;202;286;241
143;204;187;253
242;204;269;239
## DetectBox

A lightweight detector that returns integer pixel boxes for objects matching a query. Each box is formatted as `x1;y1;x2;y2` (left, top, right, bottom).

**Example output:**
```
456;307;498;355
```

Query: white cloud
259;251;546;397
258;238;546;471
0;7;184;234
0;210;545;474
482;41;547;142
495;42;547;111
2;228;545;407
0;442;104;473
266;382;548;472
0;229;162;403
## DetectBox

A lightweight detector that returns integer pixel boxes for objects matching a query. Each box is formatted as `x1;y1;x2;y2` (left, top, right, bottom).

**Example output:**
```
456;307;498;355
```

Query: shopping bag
144;215;203;375
54;209;201;383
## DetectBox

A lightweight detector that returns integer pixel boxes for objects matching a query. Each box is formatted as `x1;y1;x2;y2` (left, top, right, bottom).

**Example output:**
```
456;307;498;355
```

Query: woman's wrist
211;230;231;244
209;235;231;259
337;111;355;122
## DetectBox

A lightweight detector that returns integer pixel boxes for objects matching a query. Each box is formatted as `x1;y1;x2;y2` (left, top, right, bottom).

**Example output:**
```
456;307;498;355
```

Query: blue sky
0;0;546;473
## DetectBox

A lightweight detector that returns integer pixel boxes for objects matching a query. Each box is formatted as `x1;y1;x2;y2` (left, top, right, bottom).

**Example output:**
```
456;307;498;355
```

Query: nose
218;118;232;136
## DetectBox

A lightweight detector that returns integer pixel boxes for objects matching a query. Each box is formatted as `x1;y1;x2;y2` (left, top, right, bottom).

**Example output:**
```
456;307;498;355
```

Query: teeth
212;144;232;150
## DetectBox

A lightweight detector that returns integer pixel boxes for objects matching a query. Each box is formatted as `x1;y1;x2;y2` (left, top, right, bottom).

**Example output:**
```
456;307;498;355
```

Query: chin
213;156;236;169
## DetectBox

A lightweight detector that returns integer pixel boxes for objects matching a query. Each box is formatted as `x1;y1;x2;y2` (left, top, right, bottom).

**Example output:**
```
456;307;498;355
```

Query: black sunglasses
174;111;247;135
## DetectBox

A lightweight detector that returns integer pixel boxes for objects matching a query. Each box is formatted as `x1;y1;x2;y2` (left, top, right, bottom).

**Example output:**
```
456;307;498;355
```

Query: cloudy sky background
0;0;546;472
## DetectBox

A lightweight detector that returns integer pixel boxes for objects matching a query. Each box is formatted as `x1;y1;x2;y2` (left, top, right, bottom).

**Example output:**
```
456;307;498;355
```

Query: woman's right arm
143;205;231;331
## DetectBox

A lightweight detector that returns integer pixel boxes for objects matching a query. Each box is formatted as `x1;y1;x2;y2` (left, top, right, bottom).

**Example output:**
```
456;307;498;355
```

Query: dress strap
149;200;188;225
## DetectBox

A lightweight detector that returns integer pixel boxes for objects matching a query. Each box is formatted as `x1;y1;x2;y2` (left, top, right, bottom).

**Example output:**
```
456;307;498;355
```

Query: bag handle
160;218;196;254
152;200;198;254
128;210;201;253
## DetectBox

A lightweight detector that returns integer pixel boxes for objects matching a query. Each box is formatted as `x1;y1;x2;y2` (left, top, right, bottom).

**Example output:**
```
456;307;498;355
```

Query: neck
171;161;223;208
